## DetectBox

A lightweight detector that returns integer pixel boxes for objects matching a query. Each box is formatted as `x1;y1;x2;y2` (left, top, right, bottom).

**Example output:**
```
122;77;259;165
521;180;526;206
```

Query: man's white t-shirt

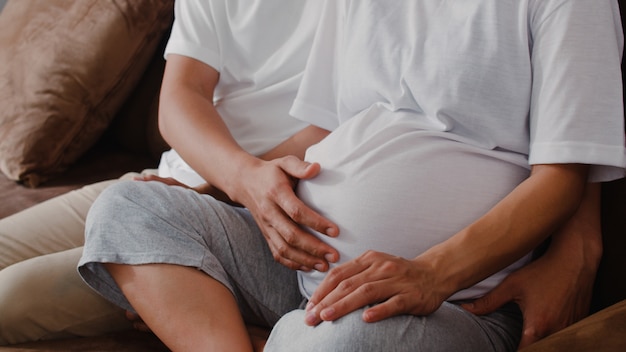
157;0;321;186
292;0;626;300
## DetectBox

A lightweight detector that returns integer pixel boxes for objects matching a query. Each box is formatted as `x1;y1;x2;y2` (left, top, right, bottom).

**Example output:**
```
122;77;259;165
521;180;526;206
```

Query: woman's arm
158;54;339;271
303;163;589;325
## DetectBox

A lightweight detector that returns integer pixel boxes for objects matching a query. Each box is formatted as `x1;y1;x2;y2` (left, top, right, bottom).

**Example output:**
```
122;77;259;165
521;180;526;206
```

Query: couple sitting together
1;0;624;351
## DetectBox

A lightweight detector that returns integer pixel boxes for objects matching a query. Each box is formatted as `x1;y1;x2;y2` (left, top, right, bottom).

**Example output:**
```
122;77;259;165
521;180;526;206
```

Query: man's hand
462;251;596;349
125;310;151;332
232;155;340;272
304;251;449;326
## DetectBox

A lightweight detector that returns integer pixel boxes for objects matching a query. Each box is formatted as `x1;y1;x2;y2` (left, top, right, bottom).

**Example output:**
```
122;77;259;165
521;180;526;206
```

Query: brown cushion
0;0;173;187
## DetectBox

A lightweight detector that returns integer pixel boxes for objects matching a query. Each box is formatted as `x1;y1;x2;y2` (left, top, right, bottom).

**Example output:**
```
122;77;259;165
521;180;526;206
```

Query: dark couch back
594;0;626;312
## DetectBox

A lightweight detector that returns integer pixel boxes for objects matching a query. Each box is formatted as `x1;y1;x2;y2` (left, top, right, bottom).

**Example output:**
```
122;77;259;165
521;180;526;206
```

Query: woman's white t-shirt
157;0;321;186
292;0;626;300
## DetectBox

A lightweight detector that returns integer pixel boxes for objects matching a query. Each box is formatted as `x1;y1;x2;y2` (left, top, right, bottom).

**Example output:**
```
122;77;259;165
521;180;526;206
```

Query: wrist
411;252;460;301
415;234;481;299
218;151;264;203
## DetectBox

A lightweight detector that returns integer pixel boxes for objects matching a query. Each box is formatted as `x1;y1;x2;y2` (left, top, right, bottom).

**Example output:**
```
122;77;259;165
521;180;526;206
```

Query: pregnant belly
296;108;531;298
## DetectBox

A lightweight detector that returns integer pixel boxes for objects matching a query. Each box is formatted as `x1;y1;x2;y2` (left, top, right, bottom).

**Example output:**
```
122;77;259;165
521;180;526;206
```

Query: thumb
518;325;541;350
462;284;514;316
278;156;321;180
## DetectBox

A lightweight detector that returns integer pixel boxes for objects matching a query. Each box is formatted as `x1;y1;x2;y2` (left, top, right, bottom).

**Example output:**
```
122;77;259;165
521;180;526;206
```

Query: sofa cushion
0;0;173;187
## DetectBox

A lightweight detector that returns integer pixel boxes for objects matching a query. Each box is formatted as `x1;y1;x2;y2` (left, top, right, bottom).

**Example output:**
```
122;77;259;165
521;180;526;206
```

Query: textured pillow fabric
0;0;173;187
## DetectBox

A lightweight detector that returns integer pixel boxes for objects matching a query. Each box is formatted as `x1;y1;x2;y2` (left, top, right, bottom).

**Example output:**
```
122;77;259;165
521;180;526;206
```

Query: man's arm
463;183;602;349
158;54;339;271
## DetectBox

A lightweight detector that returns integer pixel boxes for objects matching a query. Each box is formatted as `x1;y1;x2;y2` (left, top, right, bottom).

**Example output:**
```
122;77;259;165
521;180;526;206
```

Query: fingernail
320;307;335;320
314;263;325;271
305;310;317;325
326;228;338;237
325;253;337;263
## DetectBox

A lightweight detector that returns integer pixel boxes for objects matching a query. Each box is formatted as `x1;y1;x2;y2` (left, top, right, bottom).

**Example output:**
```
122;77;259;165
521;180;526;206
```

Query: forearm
541;182;602;279
158;56;254;197
418;164;590;297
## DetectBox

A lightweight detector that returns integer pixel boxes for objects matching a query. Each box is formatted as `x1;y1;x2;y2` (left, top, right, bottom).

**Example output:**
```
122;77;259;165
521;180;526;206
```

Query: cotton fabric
157;0;321;185
292;0;626;300
1;0;322;344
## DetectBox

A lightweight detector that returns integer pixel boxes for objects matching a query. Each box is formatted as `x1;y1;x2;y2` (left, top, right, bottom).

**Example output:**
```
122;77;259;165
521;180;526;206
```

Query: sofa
0;0;625;351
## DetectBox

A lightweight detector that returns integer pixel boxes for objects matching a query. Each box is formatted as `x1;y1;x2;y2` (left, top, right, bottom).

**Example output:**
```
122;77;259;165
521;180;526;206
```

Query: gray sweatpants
79;181;521;351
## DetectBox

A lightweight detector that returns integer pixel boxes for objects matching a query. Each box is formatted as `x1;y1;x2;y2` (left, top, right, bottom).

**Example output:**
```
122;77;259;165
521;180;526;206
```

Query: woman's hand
304;250;450;326
463;182;601;349
232;155;340;272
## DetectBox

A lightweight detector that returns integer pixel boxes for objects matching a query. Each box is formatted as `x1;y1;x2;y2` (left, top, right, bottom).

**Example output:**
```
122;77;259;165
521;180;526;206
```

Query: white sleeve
528;0;626;181
290;0;344;131
163;0;221;71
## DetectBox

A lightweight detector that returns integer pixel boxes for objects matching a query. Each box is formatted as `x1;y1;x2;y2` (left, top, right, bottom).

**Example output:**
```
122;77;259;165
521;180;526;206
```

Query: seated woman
79;0;625;351
266;1;625;350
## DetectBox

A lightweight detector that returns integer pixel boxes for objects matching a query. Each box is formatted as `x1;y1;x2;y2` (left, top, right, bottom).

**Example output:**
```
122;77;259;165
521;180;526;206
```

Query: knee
91;181;153;212
267;309;369;352
86;181;164;227
0;265;44;344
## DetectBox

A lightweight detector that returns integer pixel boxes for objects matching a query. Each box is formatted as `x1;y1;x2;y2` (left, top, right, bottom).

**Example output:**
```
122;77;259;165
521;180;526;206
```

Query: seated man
0;0;330;345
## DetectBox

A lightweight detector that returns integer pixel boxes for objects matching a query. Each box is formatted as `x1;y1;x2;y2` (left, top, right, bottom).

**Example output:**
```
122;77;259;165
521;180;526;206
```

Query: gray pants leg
266;303;522;352
79;180;302;327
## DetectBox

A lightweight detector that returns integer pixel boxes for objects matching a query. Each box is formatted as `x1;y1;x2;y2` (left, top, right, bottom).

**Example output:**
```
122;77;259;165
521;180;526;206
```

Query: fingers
277;155;321;180
305;253;417;325
362;293;437;323
133;174;188;188
279;191;339;238
252;159;339;270
304;258;370;325
461;282;514;316
518;323;544;349
517;304;559;349
125;310;152;332
304;252;449;327
275;159;339;238
258;205;338;271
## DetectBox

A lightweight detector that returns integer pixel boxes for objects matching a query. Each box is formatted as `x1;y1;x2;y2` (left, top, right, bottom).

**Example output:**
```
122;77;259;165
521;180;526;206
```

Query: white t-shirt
157;0;321;186
293;0;626;300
